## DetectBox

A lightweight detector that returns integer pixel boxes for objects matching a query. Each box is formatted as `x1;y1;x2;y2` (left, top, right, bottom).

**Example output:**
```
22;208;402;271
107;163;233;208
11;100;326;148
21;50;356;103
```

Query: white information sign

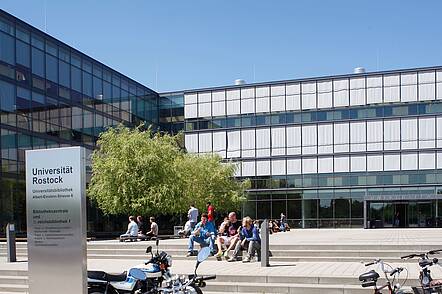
26;147;87;294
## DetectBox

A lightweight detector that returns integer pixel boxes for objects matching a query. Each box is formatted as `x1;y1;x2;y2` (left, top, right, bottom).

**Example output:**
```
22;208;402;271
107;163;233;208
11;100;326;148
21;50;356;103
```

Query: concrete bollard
260;219;269;267
6;223;16;262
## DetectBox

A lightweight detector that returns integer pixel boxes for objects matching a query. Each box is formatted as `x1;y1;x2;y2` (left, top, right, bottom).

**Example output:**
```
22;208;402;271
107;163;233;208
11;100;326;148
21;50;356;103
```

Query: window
0;80;15;112
400;73;417;102
419;117;435;149
256;128;270;157
256;160;270;176
401;118;417;149
318;157;333;173
302;157;317;174
350;121;366;152
31;47;44;77
242;161;255;176
317;81;332;109
82;71;92;97
333;79;349;107
366;76;382;104
16;40;30;67
384;74;400;102
287;159;301;174
384;154;400;171
198;132;212;153
419;152;435;170
302;125;317;154
241;129;255;158
0;32;14;65
212;131;226;158
227;130;240;158
286;126;301;155
59;60;70;87
185;134;198;153
351;155;366;172
301;82;316;110
350;77;365;106
419;71;435;101
367;155;383;171
384;120;400;150
401;153;418;170
71;66;81;92
367;120;383;151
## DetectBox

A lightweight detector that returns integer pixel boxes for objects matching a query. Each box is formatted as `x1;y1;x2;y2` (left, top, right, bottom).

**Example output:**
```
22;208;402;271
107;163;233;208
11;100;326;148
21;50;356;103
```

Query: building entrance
367;200;438;228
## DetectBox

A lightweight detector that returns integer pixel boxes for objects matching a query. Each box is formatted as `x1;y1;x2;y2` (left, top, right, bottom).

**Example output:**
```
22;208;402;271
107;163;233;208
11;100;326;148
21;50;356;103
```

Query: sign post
26;147;87;294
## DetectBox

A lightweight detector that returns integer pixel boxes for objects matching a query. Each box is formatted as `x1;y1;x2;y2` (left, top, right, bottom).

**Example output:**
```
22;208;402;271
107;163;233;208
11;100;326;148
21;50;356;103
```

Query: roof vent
353;67;366;74
235;79;246;86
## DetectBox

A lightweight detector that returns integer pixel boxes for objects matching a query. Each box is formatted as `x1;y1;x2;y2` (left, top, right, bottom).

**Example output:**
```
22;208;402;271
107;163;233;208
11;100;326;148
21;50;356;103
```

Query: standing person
188;204;199;230
119;216;139;241
145;217;159;240
207;201;215;225
186;213;217;257
280;212;287;232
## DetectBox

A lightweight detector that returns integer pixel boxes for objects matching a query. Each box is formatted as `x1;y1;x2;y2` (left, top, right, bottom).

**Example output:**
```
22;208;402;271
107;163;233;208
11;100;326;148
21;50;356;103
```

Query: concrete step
203;281;373;294
0;284;27;293
0;276;27;285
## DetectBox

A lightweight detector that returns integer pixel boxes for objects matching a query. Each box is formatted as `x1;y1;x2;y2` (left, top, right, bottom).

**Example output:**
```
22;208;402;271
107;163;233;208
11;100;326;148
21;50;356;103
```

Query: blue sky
2;1;442;93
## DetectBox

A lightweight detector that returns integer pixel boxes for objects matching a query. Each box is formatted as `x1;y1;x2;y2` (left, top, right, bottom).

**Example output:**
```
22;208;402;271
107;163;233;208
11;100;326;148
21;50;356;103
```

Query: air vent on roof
235;79;246;85
354;67;366;74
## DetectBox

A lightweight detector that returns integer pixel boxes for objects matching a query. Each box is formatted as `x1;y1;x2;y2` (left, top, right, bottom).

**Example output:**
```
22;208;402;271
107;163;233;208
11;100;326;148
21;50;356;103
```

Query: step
203;281;372;294
0;276;27;285
0;284;27;293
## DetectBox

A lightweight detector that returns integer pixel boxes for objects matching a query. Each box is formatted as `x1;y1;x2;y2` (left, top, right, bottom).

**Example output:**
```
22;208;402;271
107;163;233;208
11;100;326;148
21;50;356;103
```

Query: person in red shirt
207;201;215;224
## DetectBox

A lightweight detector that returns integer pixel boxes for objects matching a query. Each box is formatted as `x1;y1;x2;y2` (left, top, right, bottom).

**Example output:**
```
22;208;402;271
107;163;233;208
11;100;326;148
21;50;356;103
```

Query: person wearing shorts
214;212;241;258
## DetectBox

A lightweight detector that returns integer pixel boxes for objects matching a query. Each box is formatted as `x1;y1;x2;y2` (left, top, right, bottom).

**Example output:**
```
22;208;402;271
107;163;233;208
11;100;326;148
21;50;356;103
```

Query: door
394;203;407;228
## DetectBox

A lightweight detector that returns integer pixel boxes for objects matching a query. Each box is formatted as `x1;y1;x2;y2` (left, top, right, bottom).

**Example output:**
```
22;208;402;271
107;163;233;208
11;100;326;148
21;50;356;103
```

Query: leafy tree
87;125;248;216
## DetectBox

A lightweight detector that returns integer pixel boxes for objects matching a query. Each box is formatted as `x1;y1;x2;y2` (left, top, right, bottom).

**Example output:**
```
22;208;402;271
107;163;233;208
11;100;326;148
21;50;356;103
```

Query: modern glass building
0;9;159;234
182;69;442;228
2;8;442;235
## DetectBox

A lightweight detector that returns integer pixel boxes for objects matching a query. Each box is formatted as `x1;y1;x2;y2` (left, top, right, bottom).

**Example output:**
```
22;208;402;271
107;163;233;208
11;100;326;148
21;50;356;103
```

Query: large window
0;32;14;64
31;47;44;77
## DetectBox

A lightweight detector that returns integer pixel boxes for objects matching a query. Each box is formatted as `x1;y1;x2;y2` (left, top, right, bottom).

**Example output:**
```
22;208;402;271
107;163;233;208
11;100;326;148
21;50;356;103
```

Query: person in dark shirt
228;216;261;262
137;216;147;238
214;212;241;258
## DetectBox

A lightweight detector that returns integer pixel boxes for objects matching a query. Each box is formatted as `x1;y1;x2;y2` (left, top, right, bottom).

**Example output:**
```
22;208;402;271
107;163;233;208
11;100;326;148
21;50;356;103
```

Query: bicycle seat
359;270;379;281
88;271;127;282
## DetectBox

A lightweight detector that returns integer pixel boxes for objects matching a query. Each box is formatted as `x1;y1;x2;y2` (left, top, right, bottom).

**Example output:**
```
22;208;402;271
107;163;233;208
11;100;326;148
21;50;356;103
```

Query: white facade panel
367;120;383;151
185;134;198;153
226;89;240;100
198;132;212;153
256;128;270;157
384;120;400;150
184;93;197;104
438;152;442;169
226;100;240;115
271;96;285;112
271;127;286;156
334;156;349;173
287;159;301;174
401;118;418;149
286;126;301;155
286;95;301;110
318;124;333;154
384;86;400;103
256;86;270;98
256;97;270;113
212;101;226;116
351;155;366;172
256;160;271;176
333;79;349;107
198;92;211;103
241;99;255;114
302;125;317;154
401;85;417;102
318;157;333;173
419;117;436;148
367;155;383;171
241;129;255;158
212;131;226;158
437;83;442;100
241;87;254;99
401;153;418;170
271;85;285;96
302;157;317;174
302;93;316;110
366;87;383;104
184;104;198;118
350;89;365;106
212;90;225;102
384;154;401;171
350;121;366;152
286;83;300;95
271;159;286;175
318;92;333;109
419;152;436;170
419;84;435;101
242;161;255;177
334;123;349;153
437;117;442;147
198;103;211;117
227;130;240;158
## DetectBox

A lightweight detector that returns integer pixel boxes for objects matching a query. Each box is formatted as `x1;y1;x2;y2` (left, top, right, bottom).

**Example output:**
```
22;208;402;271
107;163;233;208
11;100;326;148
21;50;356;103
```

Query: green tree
87;125;248;216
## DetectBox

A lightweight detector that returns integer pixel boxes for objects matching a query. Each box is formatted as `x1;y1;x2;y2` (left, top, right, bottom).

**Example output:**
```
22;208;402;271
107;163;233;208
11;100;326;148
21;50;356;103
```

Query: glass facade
183;70;442;228
0;10;159;235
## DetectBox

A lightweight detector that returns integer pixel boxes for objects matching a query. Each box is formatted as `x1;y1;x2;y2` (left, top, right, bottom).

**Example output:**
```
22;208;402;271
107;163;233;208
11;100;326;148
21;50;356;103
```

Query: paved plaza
2;228;442;293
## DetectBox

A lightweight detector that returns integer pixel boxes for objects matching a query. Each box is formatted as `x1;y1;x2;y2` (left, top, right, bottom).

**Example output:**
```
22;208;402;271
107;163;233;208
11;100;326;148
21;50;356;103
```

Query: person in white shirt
146;217;159;240
188;204;199;230
120;216;139;241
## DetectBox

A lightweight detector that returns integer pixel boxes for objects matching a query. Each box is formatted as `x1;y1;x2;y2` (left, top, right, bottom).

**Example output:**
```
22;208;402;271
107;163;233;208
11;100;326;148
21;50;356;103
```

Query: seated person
186;213;216;257
137;216;148;238
228;216;261;262
119;216;139;241
178;220;192;238
214;212;241;258
145;217;158;240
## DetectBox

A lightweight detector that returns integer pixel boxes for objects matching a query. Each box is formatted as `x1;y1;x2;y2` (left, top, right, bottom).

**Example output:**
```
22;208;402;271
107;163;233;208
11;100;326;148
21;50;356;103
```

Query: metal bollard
6;223;16;262
260;219;269;267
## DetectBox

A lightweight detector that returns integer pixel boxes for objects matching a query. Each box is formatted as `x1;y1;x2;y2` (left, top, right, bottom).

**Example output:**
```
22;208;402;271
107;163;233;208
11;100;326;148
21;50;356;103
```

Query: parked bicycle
401;249;442;294
359;258;410;294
